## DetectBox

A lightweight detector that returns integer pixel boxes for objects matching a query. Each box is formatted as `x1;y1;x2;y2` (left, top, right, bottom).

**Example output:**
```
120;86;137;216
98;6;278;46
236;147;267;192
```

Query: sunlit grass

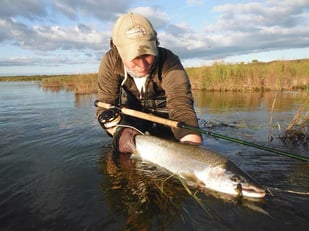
187;59;309;91
1;59;308;94
39;73;97;95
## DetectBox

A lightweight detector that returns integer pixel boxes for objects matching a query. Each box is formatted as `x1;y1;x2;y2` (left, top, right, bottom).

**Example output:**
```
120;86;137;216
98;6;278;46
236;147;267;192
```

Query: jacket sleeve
96;50;122;117
160;51;201;140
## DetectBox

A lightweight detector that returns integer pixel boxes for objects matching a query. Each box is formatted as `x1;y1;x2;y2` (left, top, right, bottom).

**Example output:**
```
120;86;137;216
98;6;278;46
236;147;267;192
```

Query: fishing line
179;123;309;162
266;186;309;196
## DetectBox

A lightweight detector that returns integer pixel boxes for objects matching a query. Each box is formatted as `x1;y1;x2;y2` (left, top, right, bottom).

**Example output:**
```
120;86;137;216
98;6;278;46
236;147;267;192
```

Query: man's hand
98;108;122;136
113;127;141;153
180;134;202;145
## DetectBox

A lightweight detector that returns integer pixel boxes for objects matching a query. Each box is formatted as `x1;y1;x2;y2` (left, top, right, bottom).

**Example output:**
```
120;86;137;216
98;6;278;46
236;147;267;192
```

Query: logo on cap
125;25;147;39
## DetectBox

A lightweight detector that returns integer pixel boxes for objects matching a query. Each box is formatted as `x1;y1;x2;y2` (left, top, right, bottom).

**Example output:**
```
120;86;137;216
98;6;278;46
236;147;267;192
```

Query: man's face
124;54;156;77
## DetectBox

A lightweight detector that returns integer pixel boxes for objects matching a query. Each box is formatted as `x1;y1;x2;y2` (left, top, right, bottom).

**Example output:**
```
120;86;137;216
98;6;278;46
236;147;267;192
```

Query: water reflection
193;90;308;113
98;149;193;230
97;149;273;230
74;94;97;108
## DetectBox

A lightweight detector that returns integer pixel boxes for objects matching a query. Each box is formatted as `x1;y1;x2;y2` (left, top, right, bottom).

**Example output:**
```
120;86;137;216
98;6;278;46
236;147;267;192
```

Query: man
97;12;202;152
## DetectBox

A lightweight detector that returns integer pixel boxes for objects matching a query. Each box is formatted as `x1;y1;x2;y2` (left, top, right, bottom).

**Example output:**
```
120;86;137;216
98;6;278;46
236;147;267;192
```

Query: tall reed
2;59;308;93
40;73;97;94
187;59;309;91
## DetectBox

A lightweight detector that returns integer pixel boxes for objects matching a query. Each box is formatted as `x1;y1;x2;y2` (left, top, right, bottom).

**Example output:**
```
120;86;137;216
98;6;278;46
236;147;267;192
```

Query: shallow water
0;82;308;230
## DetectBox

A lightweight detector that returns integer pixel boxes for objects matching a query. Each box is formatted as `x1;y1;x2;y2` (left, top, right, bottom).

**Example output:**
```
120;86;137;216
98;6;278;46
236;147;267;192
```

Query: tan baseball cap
112;12;158;62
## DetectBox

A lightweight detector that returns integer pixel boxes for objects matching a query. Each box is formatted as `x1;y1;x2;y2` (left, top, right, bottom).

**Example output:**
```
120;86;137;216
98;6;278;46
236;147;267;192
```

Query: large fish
132;134;266;198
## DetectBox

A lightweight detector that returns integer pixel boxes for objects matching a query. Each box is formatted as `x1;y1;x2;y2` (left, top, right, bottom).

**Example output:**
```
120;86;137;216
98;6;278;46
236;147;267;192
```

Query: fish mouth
239;184;266;198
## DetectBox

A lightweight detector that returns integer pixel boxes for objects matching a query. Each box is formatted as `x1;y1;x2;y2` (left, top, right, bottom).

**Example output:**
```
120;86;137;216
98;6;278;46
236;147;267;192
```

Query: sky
0;0;309;76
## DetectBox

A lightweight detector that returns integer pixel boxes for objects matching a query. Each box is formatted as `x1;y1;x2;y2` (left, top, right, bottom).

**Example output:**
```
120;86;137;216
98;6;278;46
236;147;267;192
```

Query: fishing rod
94;100;309;162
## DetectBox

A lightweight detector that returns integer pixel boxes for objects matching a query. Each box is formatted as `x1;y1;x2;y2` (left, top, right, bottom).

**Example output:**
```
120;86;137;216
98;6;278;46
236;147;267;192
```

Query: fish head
197;162;266;199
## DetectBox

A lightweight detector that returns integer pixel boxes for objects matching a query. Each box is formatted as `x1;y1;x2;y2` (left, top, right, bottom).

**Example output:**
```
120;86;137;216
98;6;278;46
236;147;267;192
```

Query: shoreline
1;59;308;94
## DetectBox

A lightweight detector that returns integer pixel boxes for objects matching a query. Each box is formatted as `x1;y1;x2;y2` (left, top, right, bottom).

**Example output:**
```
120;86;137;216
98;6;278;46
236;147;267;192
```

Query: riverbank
187;59;309;91
1;59;308;94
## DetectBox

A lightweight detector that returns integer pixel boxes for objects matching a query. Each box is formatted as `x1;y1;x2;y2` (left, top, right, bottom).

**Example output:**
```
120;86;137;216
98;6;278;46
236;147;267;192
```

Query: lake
0;81;308;230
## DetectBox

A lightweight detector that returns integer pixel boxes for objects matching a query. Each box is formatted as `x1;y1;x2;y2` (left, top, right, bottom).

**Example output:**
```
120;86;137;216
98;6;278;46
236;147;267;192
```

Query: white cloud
0;0;308;75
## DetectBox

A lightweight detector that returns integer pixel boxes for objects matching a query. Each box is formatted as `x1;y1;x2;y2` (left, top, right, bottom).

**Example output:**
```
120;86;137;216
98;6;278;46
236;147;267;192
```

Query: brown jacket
97;46;201;140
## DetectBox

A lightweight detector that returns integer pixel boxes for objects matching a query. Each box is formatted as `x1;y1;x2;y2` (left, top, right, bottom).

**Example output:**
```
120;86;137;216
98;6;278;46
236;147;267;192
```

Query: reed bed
187;59;309;91
1;60;308;142
1;59;308;94
39;73;97;95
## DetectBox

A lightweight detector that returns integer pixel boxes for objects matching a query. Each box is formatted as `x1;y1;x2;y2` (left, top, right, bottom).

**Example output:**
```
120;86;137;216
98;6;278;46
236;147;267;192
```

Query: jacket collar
113;52;125;75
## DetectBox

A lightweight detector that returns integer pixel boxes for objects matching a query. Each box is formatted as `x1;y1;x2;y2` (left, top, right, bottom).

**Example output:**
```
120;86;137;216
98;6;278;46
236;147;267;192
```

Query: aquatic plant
279;96;309;144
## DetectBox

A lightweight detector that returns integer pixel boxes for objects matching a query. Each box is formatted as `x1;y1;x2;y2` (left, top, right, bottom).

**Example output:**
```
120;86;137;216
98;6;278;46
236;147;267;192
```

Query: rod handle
94;100;180;128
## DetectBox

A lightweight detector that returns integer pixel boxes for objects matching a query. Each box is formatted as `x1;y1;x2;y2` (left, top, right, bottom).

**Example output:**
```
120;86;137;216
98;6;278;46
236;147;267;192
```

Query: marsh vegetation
1;59;308;94
1;59;308;142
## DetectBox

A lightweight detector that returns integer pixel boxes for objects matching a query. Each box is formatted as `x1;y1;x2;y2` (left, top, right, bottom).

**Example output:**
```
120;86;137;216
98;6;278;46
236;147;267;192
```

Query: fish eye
231;175;240;183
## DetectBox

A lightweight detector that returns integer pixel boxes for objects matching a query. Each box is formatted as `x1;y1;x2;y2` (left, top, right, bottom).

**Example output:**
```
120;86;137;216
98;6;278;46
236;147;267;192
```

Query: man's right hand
113;127;141;153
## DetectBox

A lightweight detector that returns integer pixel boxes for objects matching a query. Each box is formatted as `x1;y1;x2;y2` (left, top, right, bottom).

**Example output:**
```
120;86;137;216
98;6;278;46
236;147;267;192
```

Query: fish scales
134;135;227;171
132;134;266;198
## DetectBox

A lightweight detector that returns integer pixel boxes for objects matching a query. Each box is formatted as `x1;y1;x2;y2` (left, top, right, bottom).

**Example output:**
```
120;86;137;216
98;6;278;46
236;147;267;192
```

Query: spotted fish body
132;135;266;198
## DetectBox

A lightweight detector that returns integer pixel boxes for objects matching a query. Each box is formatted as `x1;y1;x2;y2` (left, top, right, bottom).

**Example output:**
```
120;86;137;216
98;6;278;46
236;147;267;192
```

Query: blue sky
0;0;309;76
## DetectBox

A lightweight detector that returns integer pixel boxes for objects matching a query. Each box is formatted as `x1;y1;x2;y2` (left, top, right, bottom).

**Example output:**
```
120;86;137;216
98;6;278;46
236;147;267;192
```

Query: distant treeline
1;59;308;94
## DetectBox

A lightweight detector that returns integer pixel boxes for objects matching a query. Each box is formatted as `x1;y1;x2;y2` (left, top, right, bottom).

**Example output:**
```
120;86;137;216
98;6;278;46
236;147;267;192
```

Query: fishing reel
98;108;122;129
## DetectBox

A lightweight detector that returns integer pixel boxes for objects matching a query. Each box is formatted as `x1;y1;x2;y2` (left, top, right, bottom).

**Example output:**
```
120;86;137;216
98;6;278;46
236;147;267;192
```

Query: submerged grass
174;175;218;220
157;173;218;219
